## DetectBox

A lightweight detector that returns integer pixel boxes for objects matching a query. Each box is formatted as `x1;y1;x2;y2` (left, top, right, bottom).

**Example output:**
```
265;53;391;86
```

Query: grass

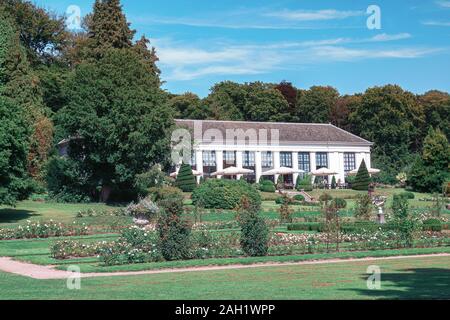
0;255;449;299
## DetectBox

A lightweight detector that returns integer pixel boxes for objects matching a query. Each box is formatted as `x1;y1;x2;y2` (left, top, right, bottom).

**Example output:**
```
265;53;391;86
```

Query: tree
275;81;297;114
418;90;450;139
168;92;206;119
349;85;424;183
391;194;419;247
295;86;339;123
352;159;370;191
0;10;53;181
0;96;32;205
87;0;136;59
353;194;373;220
133;35;160;80
156;187;192;260
55;48;172;202
331;176;337;189
175;163;197;192
409;128;449;193
0;0;68;65
238;196;269;257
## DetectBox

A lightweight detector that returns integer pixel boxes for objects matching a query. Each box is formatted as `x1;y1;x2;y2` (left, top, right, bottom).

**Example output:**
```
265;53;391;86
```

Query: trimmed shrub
331;197;347;209
319;193;333;202
293;194;305;201
352;159;371;191
399;191;415;200
422;218;442;232
287;222;324;232
296;174;313;192
175;163;197;192
149;186;184;203
192;179;261;210
259;179;276;193
354;194;373;220
331;176;337;189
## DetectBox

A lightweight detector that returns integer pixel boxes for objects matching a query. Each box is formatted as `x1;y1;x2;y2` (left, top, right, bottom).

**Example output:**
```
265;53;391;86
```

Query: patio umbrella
170;169;202;178
347;167;381;176
311;167;338;176
211;166;254;176
261;167;305;176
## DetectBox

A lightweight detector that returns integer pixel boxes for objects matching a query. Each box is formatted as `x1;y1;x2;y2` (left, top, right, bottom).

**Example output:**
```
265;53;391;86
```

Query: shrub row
0;221;89;240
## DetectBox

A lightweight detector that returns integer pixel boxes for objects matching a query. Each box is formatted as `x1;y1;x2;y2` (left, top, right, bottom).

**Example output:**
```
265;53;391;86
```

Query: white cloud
436;1;450;8
422;20;450;27
264;9;364;21
149;36;441;81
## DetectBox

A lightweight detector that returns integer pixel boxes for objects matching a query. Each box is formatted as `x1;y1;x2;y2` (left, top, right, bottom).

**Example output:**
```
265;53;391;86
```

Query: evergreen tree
331;176;337;189
175;163;197;192
352;159;370;191
0;96;32;205
296;174;313;192
55;48;172;202
0;11;53;181
87;0;136;58
409;128;449;193
133;35;160;79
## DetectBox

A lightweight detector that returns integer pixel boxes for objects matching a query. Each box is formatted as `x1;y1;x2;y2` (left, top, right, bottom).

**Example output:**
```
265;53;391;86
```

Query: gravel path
0;253;449;280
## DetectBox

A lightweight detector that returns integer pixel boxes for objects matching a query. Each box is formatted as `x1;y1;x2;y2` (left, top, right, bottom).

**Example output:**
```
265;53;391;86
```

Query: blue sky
36;0;450;97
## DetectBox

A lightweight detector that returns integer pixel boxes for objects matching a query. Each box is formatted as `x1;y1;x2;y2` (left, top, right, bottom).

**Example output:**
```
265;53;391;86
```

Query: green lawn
0;255;448;299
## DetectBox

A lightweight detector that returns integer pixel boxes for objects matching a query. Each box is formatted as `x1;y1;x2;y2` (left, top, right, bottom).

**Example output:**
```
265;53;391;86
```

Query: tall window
344;153;356;173
298;152;310;173
280;152;293;167
316;152;328;169
243;151;255;167
223;151;236;167
203;151;216;166
261;151;273;168
189;151;196;169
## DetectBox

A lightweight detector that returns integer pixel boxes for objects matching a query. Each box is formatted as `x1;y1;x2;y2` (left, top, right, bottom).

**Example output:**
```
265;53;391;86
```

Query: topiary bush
296;174;313;192
352;159;371;191
330;197;347;209
192;179;261;210
331;176;337;189
293;194;305;201
259;179;276;193
422;218;442;232
399;191;415;199
175;163;197;192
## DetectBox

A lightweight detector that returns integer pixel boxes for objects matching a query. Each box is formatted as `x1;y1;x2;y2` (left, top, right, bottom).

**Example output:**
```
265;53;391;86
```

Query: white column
365;153;372;169
236;151;243;180
273;151;280;182
338;152;345;184
255;151;262;183
216;150;223;179
310;152;316;184
292;152;299;185
195;150;203;183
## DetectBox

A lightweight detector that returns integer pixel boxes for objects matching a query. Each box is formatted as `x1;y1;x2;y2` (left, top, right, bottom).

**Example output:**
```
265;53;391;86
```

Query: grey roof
175;119;372;146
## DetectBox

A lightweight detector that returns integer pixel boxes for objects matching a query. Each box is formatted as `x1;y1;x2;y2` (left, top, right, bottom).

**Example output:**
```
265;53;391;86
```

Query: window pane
280;152;292;167
262;151;273;168
316;152;328;169
344;153;356;172
298;152;310;172
243;151;255;167
203;151;216;166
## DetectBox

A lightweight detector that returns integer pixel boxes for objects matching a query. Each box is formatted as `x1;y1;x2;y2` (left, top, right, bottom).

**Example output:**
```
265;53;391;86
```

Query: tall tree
349;85;424;183
55;49;172;202
87;0;136;59
275;81;297;114
0;96;32;205
0;10;53;180
418;90;450;139
0;0;68;65
409;128;449;193
295;86;339;123
168;92;206;119
133;35;160;79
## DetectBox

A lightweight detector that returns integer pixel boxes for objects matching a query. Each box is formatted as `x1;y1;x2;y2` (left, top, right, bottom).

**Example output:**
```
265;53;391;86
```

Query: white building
175;119;373;187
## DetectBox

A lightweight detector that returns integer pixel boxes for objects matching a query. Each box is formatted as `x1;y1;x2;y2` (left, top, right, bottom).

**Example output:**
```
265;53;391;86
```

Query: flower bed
0;220;89;240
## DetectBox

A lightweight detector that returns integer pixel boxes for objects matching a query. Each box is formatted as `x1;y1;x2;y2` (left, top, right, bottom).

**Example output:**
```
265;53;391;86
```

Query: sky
35;0;450;97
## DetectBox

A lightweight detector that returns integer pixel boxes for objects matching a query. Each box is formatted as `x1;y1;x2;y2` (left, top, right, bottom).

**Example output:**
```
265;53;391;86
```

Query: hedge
192;179;261;209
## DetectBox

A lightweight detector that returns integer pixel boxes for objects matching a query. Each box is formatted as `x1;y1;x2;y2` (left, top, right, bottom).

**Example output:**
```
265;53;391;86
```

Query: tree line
0;0;448;205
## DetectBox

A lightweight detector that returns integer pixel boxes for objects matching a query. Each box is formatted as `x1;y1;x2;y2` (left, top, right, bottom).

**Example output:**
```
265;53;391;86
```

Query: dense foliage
175;163;197;192
238;197;269;257
352;159;370;191
192;179;261;209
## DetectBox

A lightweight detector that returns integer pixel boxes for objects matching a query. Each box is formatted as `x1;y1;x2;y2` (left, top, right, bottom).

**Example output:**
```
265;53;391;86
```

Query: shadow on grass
0;209;40;224
342;268;450;299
